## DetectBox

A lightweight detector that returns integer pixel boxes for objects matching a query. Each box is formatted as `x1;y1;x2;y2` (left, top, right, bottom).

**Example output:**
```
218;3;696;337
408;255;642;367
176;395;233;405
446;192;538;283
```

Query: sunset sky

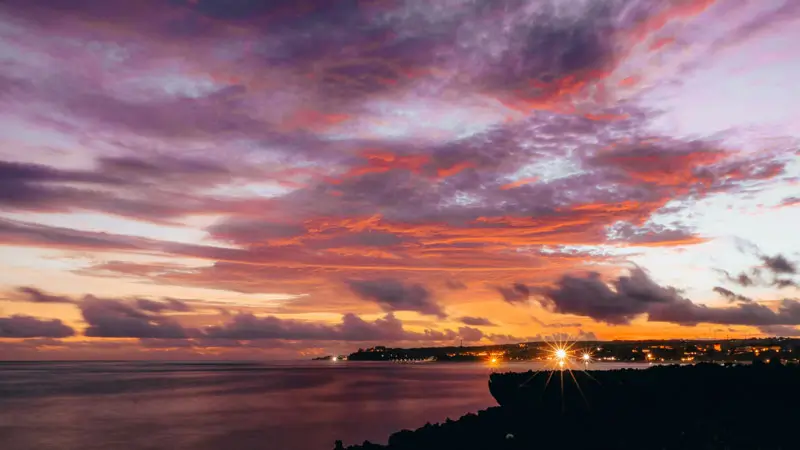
1;0;799;360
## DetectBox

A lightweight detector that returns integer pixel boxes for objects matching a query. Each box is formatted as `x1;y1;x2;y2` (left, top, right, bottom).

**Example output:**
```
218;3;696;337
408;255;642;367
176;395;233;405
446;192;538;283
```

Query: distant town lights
582;353;591;361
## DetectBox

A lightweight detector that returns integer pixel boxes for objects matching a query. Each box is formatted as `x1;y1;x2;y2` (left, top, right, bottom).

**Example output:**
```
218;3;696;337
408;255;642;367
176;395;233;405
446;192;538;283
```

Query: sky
0;0;799;360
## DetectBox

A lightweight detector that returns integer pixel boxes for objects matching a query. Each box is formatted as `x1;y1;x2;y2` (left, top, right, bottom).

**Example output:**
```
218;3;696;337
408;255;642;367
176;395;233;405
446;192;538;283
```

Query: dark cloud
712;287;752;303
12;286;74;303
0;315;75;338
0;156;261;222
459;316;496;327
6;285;473;344
135;298;193;313
80;296;192;338
539;267;800;327
758;325;800;337
457;326;484;342
649;298;800;327
472;0;631;101
716;269;755;287
497;283;530;304
761;254;797;275
774;279;798;289
346;279;446;318
205;312;458;343
717;252;798;291
536;268;680;325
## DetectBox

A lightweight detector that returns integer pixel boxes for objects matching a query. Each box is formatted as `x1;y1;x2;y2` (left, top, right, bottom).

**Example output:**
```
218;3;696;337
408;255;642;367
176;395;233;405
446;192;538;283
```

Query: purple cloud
346;279;446;318
457;326;484;342
205;312;458;343
497;283;530;304
135;298;193;313
80;296;193;339
0;315;75;338
712;287;752;303
761;254;797;275
459;316;496;327
539;268;800;327
11;286;74;304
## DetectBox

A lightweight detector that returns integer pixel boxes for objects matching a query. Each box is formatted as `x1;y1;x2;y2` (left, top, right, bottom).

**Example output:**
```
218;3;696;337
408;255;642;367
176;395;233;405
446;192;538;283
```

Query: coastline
336;361;799;450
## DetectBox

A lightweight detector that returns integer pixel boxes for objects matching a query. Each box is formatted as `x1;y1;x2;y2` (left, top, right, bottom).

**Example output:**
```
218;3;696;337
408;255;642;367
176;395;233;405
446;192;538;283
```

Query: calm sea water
0;360;647;450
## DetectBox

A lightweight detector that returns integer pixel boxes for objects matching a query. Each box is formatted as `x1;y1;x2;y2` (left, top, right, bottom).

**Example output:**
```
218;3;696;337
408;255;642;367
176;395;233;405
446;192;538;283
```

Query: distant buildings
335;338;800;364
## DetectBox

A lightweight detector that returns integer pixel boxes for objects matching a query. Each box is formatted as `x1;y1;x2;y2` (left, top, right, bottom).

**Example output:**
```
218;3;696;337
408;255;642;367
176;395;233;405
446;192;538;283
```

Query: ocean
0;360;648;450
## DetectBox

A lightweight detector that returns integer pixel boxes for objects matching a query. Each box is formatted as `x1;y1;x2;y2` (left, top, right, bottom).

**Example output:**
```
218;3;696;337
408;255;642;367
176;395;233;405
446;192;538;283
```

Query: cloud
761;254;797;275
0;0;797;352
539;267;800;327
205;312;459;343
445;280;467;290
0;315;75;338
6;286;206;338
80;296;193;339
457;326;484;342
0;157;270;223
774;279;798;289
346;279;446;318
459;316;496;327
607;222;706;247
484;333;541;345
497;283;530;304
716;270;756;287
779;197;800;208
135;298;193;313
547;330;599;342
717;252;798;290
6;285;474;345
758;325;800;337
648;298;800;327
536;268;678;325
576;330;598;341
11;286;74;303
531;316;583;328
712;287;752;303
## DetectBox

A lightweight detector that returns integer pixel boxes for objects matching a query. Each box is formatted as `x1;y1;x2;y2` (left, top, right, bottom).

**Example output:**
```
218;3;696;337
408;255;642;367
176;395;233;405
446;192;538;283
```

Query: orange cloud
500;177;540;190
585;112;630;121
278;110;351;132
436;161;475;178
630;0;718;41
331;150;431;182
650;36;676;51
596;148;728;187
619;76;641;88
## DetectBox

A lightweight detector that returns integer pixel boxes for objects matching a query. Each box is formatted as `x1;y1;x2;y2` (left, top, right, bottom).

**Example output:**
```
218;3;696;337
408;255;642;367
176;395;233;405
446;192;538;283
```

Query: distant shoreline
314;337;798;365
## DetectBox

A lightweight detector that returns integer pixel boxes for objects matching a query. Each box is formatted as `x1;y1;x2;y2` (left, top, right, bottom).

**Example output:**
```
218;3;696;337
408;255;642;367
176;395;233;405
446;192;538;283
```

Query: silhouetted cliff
337;361;799;450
